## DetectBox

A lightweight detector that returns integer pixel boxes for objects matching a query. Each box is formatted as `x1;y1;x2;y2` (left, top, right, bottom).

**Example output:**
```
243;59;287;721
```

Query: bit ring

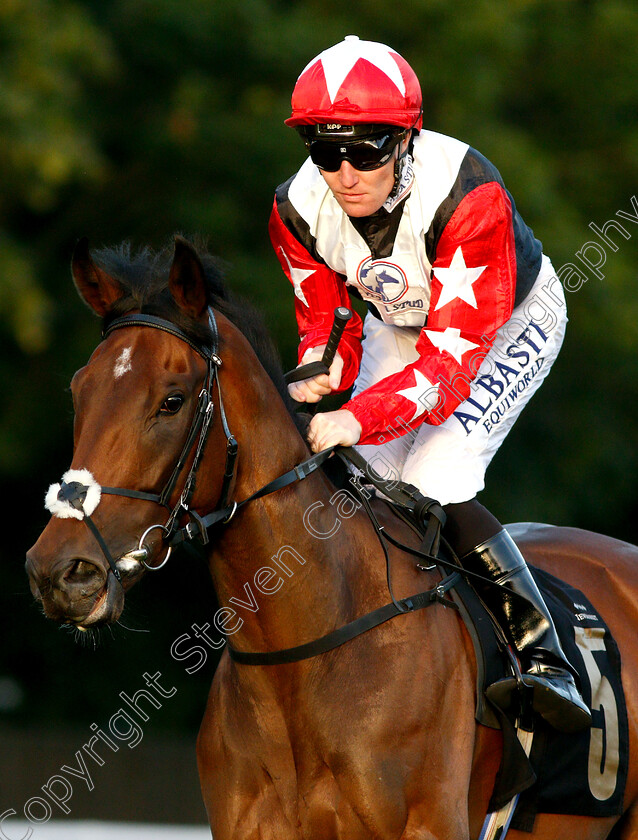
139;524;172;571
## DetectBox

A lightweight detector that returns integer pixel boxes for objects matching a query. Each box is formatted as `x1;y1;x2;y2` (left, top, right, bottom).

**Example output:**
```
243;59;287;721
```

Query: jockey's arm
268;195;364;399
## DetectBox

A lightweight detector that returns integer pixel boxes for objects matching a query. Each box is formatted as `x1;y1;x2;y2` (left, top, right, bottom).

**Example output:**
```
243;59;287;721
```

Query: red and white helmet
286;35;422;131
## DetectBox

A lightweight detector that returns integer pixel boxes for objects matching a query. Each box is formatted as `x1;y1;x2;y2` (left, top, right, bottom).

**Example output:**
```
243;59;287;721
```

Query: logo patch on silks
356;257;408;304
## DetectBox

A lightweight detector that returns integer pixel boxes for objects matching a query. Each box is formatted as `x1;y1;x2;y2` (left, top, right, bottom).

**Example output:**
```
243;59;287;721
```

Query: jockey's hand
287;345;343;403
308;409;362;453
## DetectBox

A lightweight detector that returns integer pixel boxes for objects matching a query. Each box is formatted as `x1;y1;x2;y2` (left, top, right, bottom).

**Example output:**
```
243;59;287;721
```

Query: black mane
93;239;303;430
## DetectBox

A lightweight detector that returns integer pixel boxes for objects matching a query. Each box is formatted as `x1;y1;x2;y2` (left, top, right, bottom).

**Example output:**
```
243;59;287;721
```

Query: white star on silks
423;327;479;365
307;37;406;103
396;370;440;422
432;246;487;311
279;247;313;307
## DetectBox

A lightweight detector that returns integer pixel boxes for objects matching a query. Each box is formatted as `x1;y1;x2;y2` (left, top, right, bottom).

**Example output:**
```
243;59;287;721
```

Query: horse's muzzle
25;551;126;626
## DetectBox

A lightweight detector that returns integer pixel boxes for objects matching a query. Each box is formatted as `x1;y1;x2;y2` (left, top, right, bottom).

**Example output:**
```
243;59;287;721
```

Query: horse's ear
71;237;124;317
168;236;208;320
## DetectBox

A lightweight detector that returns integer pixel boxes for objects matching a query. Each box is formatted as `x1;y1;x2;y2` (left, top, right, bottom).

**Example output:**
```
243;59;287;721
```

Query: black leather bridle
51;307;462;665
99;311;238;559
52;308;336;582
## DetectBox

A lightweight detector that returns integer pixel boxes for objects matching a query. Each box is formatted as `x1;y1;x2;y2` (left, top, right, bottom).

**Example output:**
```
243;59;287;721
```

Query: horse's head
26;236;240;628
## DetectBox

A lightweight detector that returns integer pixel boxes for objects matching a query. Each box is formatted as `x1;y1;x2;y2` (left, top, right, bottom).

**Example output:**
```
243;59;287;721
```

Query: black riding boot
462;529;591;733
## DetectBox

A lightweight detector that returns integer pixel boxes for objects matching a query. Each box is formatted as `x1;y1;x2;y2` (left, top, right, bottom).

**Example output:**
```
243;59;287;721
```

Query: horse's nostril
64;559;103;586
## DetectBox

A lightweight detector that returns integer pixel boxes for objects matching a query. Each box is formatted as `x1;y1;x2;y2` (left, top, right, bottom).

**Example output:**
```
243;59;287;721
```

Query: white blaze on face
114;347;133;378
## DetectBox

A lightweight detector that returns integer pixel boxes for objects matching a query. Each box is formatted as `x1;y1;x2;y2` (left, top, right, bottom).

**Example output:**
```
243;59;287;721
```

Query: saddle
492;557;628;831
332;449;629;833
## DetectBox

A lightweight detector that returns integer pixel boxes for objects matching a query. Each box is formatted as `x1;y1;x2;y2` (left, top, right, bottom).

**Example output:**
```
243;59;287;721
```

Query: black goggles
305;131;406;172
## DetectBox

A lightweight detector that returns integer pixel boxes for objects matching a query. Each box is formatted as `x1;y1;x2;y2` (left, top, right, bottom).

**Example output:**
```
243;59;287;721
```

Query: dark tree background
1;0;637;824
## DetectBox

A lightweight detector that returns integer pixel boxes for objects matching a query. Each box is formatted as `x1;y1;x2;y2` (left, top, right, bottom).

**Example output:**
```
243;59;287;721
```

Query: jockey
269;35;590;733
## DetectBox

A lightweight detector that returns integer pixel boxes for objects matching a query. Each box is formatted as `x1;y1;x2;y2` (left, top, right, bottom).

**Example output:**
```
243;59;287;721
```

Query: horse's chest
276;709;416;838
290;757;409;839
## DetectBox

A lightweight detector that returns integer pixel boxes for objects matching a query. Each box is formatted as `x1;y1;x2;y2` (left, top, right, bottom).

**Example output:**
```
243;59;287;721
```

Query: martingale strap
227;572;460;666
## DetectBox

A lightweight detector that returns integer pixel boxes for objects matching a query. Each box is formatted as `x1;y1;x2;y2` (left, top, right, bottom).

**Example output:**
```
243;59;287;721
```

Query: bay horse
26;236;638;839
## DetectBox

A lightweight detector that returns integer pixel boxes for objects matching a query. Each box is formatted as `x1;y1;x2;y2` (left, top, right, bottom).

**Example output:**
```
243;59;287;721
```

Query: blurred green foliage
1;0;638;733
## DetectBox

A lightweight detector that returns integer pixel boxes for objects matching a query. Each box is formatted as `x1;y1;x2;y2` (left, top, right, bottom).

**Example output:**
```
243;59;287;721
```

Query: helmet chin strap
383;137;415;213
391;144;410;196
386;115;420;208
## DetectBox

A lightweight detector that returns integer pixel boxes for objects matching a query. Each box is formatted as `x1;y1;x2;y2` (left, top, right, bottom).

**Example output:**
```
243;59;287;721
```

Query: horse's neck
200;320;384;656
210;434;369;655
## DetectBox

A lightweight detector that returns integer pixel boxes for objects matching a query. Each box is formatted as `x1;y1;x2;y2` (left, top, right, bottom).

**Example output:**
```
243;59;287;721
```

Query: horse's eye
160;394;184;415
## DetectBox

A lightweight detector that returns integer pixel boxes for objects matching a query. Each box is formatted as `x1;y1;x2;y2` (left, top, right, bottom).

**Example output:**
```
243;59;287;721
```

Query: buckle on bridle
184;510;210;545
294;461;318;481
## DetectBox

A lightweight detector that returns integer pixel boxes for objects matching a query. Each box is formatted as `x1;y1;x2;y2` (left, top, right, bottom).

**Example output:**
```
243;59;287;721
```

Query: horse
26;236;638;839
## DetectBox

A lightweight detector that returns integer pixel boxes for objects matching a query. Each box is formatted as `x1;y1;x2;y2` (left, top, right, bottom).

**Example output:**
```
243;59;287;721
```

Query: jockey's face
319;136;409;218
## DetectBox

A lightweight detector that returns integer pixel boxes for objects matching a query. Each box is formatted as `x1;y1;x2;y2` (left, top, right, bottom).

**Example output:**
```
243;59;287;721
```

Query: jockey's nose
339;160;359;186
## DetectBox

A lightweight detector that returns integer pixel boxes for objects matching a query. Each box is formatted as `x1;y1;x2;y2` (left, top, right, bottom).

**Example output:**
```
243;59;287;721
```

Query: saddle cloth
455;558;629;832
